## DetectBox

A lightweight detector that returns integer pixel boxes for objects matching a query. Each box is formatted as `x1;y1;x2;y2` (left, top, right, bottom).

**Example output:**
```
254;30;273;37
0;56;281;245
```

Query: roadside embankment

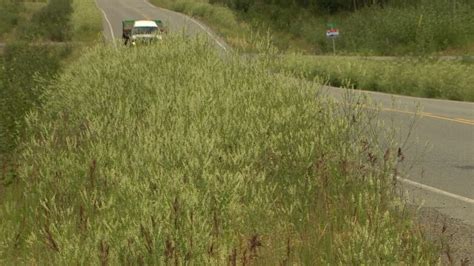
0;35;438;264
276;54;474;102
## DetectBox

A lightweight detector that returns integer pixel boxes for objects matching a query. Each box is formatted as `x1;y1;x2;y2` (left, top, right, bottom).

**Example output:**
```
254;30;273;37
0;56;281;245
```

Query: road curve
95;0;229;51
95;0;474;225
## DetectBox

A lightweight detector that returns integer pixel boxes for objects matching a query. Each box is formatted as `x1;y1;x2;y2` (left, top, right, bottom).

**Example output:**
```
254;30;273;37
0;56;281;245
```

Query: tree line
209;0;470;13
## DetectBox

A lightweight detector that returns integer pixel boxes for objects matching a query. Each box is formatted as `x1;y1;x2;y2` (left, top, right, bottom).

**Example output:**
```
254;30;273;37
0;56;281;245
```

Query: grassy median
0;35;438;264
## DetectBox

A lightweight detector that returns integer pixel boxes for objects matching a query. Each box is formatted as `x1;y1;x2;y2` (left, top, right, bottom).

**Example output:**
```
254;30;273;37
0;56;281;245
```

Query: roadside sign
326;28;340;38
325;23;339;55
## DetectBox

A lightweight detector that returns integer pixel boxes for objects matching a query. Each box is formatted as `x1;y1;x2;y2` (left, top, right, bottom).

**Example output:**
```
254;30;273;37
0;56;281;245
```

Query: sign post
326;23;339;56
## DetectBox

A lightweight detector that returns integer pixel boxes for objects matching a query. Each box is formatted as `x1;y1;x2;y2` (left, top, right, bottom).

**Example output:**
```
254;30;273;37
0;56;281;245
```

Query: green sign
327;23;336;29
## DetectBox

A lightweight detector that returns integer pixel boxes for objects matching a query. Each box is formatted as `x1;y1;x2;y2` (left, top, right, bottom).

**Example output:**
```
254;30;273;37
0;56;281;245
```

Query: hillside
152;0;474;55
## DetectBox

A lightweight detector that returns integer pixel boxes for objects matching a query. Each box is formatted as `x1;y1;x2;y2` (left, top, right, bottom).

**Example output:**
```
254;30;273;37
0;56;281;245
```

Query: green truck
122;19;166;45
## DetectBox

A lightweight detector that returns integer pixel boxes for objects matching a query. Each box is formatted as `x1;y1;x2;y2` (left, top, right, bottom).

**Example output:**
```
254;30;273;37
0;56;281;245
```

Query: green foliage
209;0;473;13
0;36;437;263
19;0;73;41
186;0;474;55
278;54;474;101
332;1;474;55
0;0;99;157
0;42;70;155
70;0;103;42
151;0;255;50
0;0;23;37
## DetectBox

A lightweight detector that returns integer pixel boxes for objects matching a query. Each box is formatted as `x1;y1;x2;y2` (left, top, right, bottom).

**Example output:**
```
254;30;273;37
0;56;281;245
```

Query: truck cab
122;20;165;45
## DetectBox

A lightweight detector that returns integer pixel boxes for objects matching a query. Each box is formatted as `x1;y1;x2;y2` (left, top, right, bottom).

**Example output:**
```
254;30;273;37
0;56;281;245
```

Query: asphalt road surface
95;0;474;225
94;0;228;51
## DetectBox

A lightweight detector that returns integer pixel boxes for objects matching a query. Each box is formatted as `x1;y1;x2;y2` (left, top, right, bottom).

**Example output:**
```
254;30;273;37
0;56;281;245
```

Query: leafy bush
333;0;474;55
0;42;70;155
178;0;474;55
0;0;23;37
0;36;437;264
19;0;73;41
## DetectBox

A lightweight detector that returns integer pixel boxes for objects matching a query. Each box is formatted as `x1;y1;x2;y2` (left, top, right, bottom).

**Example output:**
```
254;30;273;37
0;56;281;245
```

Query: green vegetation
150;0;474;102
151;0;474;55
0;43;70;155
0;0;102;157
0;0;23;38
277;55;474;101
151;0;249;48
0;36;438;264
18;0;73;41
70;0;103;42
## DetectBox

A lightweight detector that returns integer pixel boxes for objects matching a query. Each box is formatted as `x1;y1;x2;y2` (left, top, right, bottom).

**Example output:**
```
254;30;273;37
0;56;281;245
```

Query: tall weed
70;0;102;42
0;36;437;263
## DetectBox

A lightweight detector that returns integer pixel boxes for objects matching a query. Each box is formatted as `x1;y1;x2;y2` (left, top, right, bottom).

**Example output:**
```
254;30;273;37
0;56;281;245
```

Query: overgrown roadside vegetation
150;0;474;55
149;0;474;102
0;0;102;178
0;0;24;39
276;55;474;101
0;35;438;264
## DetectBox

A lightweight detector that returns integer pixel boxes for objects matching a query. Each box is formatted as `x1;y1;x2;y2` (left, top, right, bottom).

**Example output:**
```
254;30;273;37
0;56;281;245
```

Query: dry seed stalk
89;159;96;188
140;224;153;254
44;225;59;252
99;239;109;266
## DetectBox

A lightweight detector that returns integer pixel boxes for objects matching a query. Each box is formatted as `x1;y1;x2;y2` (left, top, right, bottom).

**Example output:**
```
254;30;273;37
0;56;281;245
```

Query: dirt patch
411;205;474;265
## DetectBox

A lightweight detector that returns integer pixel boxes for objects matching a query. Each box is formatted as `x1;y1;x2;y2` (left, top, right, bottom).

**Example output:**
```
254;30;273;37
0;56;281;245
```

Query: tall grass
0;0;23;38
0;35;438;264
150;0;262;51
0;43;69;155
70;0;102;42
152;0;474;55
277;54;474;101
332;1;474;55
0;0;100;170
18;0;73;41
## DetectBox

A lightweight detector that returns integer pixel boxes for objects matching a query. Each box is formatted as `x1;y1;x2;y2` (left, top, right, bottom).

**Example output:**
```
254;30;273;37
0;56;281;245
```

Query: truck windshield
132;27;157;35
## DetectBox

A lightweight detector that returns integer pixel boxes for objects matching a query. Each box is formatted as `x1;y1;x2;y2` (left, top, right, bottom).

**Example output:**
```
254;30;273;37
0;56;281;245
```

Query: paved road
323;87;474;225
95;0;474;225
94;0;228;51
309;55;474;62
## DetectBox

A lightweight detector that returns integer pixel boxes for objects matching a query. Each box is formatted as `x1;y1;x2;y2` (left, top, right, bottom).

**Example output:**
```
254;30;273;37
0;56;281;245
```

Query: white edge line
94;0;116;47
144;0;227;52
397;176;474;205
188;17;227;51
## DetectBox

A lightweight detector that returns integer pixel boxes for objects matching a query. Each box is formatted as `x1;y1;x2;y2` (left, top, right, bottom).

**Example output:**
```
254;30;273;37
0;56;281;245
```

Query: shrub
0;0;23;36
0;42;69;155
19;0;73;41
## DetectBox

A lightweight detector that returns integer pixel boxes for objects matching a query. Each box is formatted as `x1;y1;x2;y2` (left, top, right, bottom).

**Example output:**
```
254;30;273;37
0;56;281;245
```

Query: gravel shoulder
411;205;474;264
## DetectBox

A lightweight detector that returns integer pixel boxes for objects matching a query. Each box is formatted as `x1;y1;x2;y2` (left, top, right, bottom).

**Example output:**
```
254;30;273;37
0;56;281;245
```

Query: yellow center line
131;6;149;20
456;118;474;123
358;105;474;126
